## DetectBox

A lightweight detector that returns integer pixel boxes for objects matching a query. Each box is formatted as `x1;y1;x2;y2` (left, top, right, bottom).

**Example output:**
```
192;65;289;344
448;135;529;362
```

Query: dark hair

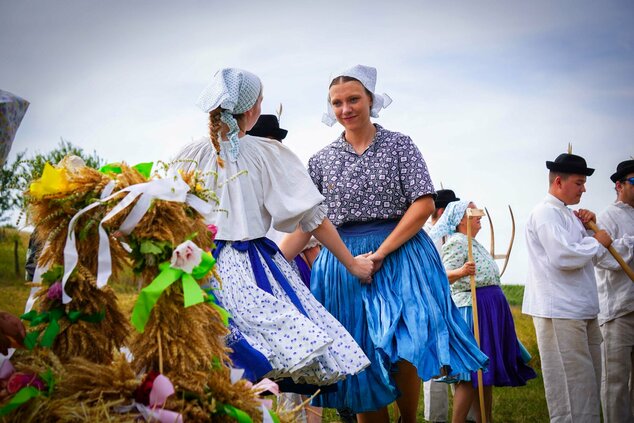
329;76;373;100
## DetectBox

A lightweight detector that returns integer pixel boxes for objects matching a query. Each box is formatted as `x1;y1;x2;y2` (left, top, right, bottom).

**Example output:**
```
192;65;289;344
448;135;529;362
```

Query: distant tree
0;138;105;224
16;138;104;189
0;151;27;225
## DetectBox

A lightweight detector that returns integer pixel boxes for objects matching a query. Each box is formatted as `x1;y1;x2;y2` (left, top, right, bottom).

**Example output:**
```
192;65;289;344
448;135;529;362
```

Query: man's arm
594;208;634;270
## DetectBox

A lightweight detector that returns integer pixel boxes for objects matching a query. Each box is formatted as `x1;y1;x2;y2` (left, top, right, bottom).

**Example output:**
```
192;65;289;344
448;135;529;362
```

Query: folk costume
309;65;488;413
523;153;604;423
595;159;634;423
431;201;536;388
173;68;369;386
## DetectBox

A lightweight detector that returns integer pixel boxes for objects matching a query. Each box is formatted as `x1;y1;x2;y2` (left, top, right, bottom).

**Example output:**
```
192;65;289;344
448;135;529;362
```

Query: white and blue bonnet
429;200;471;244
322;64;392;126
196;68;262;161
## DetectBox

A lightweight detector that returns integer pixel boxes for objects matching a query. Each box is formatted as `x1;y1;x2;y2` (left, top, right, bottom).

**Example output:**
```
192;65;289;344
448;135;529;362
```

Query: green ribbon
131;252;216;333
203;288;231;327
269;410;281;423
99;162;153;178
218;403;252;423
21;308;105;350
0;386;41;416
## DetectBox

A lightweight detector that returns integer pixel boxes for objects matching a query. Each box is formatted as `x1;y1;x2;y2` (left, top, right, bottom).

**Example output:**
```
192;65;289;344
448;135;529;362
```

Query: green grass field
0;228;548;422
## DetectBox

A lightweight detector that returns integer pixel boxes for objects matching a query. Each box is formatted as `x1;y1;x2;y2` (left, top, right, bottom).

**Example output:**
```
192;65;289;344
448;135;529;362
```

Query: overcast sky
1;0;632;285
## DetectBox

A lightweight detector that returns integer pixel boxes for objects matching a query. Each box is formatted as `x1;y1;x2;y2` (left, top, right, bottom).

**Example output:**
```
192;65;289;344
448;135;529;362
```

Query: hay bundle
27;164;114;274
24;162;130;364
129;288;230;393
42;265;129;364
4;160;291;422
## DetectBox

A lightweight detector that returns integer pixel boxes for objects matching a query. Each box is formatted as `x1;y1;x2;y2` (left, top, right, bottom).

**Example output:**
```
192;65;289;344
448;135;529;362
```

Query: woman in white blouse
173;68;373;387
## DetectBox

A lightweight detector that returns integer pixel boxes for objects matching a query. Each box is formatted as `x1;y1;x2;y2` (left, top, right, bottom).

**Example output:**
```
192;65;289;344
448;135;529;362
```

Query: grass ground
0;228;548;422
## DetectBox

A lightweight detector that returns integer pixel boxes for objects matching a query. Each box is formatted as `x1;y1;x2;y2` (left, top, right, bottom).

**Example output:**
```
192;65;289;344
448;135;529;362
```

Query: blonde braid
208;109;224;168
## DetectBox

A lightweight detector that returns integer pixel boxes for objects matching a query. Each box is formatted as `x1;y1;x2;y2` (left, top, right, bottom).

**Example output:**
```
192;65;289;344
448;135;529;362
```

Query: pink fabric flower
207;224;218;241
134;370;159;405
170;240;203;273
6;372;45;394
47;281;63;302
134;373;183;423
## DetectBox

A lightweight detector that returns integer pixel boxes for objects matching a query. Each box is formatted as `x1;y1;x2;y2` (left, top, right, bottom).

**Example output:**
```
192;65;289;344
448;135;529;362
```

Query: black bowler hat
611;159;634;182
546;153;595;176
247;114;287;141
435;189;460;209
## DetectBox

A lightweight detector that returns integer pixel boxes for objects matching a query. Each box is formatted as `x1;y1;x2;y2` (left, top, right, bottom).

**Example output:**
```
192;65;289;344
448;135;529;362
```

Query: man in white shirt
422;189;462;423
595;159;634;423
523;152;612;423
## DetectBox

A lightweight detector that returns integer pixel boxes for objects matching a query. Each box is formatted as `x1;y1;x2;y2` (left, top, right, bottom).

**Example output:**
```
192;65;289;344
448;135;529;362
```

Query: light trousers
423;379;449;422
533;317;602;423
600;311;634;423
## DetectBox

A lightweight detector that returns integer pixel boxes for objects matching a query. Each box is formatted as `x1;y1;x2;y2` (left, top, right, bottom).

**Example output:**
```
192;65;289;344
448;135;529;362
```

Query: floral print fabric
441;233;500;307
0;90;29;165
308;125;435;227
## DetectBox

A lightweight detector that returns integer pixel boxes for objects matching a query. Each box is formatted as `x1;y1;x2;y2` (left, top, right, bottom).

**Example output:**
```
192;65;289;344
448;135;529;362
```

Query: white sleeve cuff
299;203;328;233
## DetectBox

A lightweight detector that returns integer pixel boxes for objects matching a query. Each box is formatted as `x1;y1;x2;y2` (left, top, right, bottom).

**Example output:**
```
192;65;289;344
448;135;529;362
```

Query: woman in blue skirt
281;65;488;423
430;200;537;422
173;68;375;388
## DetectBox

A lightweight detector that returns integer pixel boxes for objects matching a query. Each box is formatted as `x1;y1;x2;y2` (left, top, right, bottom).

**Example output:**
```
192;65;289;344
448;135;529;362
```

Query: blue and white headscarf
196;68;262;162
429;200;471;244
322;64;392;126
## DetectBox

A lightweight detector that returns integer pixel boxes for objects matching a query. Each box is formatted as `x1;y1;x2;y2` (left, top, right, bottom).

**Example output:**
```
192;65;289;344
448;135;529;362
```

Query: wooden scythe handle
467;210;487;423
586;221;634;282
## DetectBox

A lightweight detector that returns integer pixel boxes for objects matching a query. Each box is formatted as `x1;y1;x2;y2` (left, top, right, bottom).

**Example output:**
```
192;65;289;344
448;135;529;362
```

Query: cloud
2;0;633;284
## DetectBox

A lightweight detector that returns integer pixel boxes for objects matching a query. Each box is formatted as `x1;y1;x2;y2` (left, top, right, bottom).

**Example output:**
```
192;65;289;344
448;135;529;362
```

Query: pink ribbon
0;359;15;379
247;378;280;410
137;375;182;423
229;368;280;411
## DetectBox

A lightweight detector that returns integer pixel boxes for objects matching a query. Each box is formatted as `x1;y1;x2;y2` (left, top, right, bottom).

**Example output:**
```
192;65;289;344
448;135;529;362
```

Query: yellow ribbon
29;163;76;199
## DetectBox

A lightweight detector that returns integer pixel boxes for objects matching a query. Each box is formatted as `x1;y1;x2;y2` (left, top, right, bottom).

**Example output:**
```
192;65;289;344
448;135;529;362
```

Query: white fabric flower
170;240;203;273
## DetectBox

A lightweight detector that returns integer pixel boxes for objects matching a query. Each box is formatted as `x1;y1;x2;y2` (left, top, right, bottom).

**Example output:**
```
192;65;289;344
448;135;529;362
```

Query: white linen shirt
173;135;327;241
594;201;634;324
523;193;603;319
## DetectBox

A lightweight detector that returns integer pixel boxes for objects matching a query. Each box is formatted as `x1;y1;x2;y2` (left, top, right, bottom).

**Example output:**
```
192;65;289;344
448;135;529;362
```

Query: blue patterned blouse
308;125;435;227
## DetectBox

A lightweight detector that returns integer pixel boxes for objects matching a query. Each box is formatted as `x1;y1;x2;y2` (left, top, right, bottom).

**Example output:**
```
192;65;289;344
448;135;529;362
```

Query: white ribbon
100;180;116;199
62;172;214;303
24;260;49;314
262;404;275;423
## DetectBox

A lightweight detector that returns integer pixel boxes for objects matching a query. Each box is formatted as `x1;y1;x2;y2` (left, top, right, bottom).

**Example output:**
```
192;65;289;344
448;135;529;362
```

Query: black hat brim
546;161;595;176
610;161;634;182
275;128;288;141
248;128;288;141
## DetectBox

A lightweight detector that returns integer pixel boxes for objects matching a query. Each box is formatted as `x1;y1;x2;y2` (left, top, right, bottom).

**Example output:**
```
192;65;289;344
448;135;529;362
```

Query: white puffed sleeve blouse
173;135;327;241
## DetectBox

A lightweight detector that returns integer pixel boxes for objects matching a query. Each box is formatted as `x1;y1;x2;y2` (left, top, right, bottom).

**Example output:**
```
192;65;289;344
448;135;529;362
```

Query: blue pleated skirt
310;220;489;413
454;285;537;387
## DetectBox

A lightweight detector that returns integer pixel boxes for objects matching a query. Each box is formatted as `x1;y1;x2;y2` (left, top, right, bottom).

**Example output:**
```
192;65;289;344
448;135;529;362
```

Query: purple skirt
457;285;537;387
